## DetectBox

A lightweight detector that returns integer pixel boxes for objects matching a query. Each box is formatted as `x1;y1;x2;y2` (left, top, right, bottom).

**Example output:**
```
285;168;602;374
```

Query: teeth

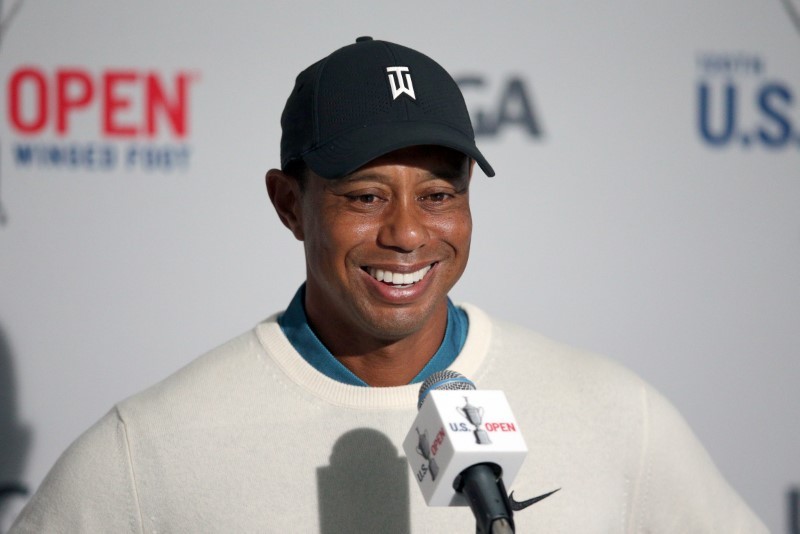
367;265;432;286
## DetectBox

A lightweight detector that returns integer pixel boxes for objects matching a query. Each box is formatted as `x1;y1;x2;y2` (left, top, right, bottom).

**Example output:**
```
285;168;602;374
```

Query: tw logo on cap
386;66;415;100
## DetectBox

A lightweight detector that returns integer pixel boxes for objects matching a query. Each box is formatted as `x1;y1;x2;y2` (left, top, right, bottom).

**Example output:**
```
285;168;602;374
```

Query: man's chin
358;303;444;342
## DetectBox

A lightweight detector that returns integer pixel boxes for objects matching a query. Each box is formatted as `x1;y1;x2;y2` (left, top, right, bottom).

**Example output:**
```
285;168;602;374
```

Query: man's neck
306;305;448;387
279;285;468;387
330;332;445;387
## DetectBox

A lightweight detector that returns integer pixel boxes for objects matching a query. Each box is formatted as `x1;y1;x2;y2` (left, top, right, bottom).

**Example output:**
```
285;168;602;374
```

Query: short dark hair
283;159;308;192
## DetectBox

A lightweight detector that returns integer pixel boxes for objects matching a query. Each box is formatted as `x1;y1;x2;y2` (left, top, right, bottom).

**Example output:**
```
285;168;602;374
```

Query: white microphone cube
403;390;527;506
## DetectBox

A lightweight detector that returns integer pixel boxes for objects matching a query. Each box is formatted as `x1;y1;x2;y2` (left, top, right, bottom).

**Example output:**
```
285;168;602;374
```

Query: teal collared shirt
278;284;468;386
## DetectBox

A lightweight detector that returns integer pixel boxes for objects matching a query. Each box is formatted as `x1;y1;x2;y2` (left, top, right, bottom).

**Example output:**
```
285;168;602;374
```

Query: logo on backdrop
695;52;799;151
456;75;544;139
7;66;199;171
0;1;200;225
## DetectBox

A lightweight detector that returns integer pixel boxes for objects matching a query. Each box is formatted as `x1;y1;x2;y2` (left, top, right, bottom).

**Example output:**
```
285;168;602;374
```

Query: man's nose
377;200;429;252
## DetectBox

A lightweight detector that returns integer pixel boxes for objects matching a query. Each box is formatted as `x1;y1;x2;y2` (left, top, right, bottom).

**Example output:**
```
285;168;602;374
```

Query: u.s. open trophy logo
457;396;492;445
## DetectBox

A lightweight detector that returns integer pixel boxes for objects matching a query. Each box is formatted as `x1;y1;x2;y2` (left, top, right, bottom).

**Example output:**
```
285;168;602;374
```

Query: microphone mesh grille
417;370;476;409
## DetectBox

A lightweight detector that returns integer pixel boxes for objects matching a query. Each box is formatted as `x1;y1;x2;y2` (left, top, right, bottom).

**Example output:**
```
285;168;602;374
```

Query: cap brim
302;121;495;179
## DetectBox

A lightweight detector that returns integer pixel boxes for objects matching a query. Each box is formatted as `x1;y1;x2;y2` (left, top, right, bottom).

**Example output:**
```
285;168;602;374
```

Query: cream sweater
11;305;767;532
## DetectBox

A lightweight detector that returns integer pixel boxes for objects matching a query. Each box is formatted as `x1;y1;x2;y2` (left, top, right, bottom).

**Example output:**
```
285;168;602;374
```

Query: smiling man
10;37;767;532
263;35;495;392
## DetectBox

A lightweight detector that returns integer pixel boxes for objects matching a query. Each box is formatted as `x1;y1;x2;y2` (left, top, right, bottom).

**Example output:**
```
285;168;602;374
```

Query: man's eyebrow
342;166;469;184
339;172;386;184
432;167;469;182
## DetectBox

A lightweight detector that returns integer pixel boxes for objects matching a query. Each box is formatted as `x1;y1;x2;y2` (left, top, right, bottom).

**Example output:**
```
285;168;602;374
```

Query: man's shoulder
461;304;647;399
115;316;280;422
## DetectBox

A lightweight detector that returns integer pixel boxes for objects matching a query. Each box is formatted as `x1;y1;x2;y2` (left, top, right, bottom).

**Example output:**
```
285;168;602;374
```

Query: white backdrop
1;1;798;532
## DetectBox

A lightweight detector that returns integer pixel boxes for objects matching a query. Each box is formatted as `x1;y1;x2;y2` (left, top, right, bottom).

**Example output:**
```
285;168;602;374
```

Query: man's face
298;145;473;350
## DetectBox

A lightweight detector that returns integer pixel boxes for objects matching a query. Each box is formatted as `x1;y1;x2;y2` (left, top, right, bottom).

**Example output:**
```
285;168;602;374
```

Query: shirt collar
278;284;468;386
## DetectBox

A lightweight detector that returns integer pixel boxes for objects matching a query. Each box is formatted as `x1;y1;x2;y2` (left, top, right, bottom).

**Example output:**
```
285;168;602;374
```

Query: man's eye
422;192;451;202
349;194;378;203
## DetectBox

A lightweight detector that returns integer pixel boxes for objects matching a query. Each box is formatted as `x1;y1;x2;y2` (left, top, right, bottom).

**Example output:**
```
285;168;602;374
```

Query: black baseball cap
280;36;495;179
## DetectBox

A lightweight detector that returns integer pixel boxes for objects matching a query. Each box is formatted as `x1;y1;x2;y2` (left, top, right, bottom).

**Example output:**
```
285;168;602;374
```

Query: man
11;37;766;532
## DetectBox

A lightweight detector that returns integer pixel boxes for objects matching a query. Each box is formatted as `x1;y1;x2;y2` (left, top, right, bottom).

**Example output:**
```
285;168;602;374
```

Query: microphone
403;370;527;533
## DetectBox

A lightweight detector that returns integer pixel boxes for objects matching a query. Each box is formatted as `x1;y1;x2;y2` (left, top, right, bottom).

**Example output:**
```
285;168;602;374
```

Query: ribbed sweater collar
254;303;492;409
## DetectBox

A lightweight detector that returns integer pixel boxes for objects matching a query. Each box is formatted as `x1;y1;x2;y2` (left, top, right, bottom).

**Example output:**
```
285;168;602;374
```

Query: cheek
308;214;375;264
434;209;472;250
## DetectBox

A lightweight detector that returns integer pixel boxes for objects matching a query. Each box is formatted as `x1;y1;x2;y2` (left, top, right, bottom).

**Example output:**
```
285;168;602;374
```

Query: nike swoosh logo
509;488;560;511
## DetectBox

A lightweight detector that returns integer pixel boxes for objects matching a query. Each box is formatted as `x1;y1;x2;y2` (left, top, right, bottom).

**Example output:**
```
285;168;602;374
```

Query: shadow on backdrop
0;323;30;528
317;428;409;533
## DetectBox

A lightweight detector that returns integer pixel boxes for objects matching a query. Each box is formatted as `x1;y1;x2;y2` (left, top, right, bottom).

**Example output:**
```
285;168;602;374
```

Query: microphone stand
453;463;515;534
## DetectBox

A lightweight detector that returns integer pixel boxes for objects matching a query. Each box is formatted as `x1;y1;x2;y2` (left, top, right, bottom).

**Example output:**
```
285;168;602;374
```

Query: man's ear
265;169;304;241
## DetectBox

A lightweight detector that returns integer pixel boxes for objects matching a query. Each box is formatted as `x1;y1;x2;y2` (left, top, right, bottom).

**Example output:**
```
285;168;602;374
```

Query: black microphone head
417;370;476;409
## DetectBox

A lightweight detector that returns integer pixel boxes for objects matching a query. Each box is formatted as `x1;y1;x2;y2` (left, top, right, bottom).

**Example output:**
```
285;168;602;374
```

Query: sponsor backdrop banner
1;1;798;531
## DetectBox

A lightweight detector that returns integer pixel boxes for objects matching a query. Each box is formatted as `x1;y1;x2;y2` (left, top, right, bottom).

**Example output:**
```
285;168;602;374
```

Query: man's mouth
365;264;433;288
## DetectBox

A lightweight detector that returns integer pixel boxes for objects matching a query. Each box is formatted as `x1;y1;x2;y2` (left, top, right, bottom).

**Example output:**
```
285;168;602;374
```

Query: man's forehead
348;146;472;178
